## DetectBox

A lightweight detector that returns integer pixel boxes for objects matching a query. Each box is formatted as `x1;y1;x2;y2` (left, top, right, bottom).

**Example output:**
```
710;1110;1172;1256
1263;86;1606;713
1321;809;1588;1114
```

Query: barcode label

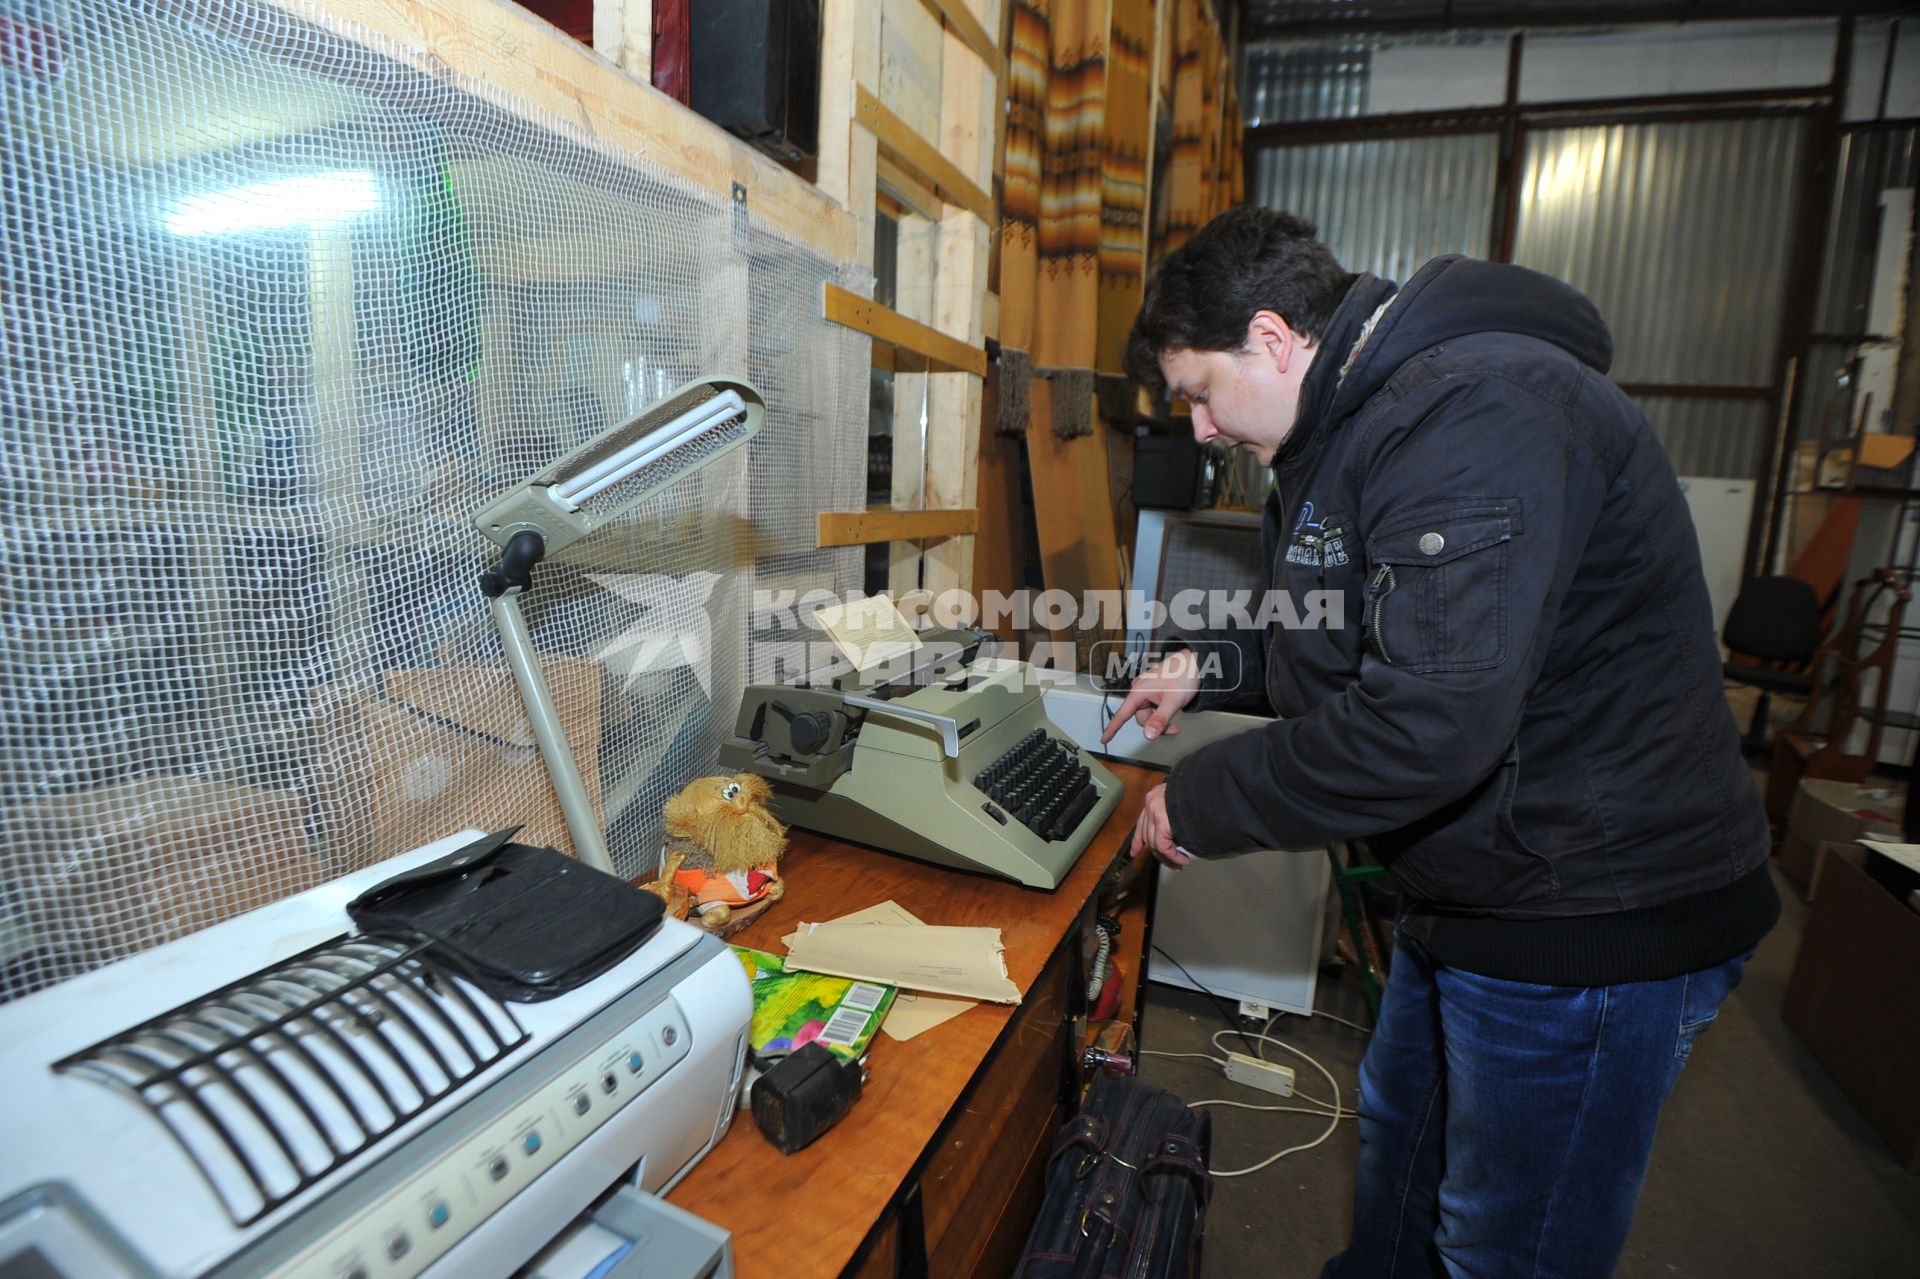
840;982;888;1012
819;1006;871;1046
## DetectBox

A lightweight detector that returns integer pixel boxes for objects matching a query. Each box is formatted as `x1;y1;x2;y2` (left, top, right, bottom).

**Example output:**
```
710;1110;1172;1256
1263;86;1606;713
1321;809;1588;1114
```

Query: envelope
780;901;983;1036
783;921;1022;1003
783;898;924;950
881;992;975;1041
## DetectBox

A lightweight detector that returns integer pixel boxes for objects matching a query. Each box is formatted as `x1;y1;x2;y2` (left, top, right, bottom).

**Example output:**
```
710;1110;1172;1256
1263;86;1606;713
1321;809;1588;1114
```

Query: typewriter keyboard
973;729;1101;842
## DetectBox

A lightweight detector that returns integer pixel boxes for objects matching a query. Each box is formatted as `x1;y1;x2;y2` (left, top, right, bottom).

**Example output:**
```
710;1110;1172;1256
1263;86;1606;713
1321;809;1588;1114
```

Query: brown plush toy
656;772;787;935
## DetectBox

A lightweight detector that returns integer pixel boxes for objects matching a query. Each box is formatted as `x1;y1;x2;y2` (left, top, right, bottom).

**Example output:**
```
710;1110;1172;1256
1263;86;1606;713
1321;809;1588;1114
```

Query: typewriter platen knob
772;701;839;755
790;711;837;754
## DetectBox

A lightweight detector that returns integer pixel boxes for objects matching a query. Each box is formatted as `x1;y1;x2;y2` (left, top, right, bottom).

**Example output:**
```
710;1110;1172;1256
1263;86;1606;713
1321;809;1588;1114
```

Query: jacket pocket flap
1369;502;1516;566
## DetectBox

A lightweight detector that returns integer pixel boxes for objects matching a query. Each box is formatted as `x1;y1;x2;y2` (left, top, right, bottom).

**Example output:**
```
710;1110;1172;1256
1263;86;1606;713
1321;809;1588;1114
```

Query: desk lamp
474;376;764;874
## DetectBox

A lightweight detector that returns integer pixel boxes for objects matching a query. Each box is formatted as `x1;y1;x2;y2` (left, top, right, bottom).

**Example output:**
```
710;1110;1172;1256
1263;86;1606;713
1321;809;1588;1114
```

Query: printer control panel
277;999;693;1279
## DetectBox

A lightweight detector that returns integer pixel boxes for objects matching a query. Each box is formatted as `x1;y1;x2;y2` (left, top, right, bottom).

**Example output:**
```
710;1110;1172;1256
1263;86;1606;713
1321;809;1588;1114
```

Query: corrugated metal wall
1249;135;1498;286
1510;118;1808;393
1242;43;1370;125
1639;398;1775;482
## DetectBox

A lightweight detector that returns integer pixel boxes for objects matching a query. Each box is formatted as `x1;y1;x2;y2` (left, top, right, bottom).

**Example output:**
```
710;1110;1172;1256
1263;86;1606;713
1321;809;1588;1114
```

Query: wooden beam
889;212;938;595
881;0;945;139
276;0;853;261
592;0;653;81
920;0;1005;81
825;283;988;376
818;0;882;265
855;86;994;224
818;507;979;547
922;13;992;597
876;151;942;220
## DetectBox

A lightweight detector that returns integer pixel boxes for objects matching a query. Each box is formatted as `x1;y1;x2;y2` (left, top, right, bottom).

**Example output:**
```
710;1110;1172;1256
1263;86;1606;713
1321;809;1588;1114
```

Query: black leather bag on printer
1011;1073;1212;1279
347;828;664;1003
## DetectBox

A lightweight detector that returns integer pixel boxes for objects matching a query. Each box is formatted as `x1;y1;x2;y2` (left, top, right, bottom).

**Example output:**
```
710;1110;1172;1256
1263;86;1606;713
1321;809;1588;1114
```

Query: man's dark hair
1125;207;1356;395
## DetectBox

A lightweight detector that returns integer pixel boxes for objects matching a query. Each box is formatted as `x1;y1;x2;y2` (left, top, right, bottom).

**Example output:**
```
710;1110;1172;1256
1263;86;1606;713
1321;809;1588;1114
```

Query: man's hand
1101;649;1202;745
1129;783;1192;869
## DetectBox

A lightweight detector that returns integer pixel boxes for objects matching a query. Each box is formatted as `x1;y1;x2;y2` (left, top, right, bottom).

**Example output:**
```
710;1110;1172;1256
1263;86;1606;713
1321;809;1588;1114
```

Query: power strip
1223;1052;1296;1097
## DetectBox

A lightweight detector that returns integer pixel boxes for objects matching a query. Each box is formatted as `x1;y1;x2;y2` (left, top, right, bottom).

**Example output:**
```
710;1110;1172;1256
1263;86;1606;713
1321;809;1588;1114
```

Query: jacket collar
1275;273;1397;474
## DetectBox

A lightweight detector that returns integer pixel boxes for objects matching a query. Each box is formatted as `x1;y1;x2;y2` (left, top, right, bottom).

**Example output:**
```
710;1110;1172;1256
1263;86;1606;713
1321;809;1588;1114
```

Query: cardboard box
1782;845;1920;1171
311;658;604;863
1779;778;1903;895
7;775;316;957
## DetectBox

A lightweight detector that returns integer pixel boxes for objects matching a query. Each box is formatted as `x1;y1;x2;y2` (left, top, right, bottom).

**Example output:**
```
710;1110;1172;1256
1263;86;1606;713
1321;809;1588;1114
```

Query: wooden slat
877;151;942;219
274;0;852;261
921;0;1006;81
923;211;987;595
855;86;995;224
819;0;882;265
825;283;988;376
818;506;979;547
1025;378;1126;637
591;0;653;80
889;212;938;596
880;0;945;139
921;16;992;597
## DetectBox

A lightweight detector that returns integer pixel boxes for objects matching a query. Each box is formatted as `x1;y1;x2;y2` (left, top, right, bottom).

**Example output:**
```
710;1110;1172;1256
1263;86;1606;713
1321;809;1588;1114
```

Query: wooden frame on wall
814;0;1001;598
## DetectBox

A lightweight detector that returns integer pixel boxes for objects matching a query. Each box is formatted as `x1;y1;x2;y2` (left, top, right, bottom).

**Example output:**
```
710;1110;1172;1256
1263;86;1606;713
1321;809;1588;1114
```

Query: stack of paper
811;595;922;673
783;900;1020;1040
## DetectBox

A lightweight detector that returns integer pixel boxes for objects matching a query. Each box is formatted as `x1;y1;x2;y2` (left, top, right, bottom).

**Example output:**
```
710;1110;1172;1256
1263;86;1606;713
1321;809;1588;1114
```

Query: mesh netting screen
0;0;866;999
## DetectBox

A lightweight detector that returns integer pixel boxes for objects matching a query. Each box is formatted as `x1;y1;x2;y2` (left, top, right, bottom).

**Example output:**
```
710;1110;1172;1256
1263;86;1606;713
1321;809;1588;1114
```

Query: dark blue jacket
1164;257;1776;984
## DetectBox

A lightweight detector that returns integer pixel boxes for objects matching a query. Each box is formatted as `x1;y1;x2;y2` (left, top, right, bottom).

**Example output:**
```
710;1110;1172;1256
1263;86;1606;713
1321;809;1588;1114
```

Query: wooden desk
669;762;1159;1278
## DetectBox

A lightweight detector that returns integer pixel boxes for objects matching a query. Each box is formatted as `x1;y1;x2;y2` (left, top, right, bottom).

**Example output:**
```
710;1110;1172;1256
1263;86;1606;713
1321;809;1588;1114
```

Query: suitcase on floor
1012;1073;1213;1278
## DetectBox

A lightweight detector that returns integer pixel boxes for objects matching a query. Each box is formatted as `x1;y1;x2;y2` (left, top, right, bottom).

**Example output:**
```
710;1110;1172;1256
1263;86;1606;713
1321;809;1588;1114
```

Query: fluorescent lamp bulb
164;171;380;237
551;390;746;512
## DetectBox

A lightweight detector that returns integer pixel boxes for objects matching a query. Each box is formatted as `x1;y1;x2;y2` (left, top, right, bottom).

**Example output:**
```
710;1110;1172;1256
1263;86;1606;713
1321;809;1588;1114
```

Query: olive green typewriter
717;628;1121;888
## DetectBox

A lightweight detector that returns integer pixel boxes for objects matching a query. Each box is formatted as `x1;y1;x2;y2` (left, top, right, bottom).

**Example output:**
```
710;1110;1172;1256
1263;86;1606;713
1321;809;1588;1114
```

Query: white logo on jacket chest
1285;501;1350;568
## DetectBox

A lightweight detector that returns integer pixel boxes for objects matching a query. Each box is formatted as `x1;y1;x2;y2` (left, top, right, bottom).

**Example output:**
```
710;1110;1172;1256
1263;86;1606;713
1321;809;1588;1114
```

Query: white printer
0;830;751;1279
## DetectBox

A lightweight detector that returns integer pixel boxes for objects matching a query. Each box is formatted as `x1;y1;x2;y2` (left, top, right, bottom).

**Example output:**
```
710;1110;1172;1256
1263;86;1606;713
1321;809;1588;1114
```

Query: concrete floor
1139;861;1920;1277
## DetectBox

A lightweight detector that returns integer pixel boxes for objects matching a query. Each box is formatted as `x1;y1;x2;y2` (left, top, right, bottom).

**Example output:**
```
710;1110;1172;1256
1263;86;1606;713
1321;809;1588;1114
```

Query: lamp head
475;375;763;556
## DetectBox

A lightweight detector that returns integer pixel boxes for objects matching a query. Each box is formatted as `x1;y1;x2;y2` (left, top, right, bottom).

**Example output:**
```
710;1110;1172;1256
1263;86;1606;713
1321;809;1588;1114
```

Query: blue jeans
1322;934;1749;1279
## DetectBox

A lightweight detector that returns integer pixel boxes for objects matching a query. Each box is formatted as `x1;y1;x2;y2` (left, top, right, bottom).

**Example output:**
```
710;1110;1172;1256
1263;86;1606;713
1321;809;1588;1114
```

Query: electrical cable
1209;1028;1346;1114
1149;944;1262;1057
1137;1045;1352;1116
1207;1029;1346;1178
1144;947;1362;1176
1187;1099;1356;1119
1086;914;1119;1001
1139;1050;1228;1065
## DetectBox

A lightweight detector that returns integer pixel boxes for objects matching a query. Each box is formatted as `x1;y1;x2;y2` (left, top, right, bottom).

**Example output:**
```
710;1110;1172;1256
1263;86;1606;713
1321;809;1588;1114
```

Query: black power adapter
750;1041;868;1154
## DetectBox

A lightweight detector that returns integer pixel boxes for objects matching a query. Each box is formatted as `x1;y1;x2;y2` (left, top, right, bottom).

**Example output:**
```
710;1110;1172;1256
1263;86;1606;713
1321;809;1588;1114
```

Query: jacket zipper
1367;563;1397;664
1267;476;1295;711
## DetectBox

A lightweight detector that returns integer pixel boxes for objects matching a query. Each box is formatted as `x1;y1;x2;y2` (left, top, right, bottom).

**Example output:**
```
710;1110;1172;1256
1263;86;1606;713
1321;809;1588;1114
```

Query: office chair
1723;574;1823;755
1765;569;1911;824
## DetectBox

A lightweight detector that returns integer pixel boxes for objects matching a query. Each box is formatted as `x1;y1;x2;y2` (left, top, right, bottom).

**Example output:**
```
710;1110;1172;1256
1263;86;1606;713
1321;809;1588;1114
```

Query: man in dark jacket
1104;207;1778;1277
